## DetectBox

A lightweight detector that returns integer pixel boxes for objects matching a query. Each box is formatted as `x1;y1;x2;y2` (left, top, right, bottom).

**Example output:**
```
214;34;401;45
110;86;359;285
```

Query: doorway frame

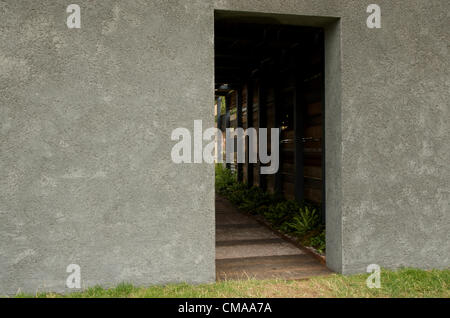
213;10;342;273
322;17;342;273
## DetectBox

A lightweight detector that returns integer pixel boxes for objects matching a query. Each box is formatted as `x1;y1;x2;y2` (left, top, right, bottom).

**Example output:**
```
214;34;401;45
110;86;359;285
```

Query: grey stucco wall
0;0;449;294
0;0;215;295
213;0;449;274
336;0;450;273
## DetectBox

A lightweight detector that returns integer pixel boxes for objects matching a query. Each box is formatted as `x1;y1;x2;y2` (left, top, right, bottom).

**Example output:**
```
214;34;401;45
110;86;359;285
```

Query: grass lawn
15;268;449;298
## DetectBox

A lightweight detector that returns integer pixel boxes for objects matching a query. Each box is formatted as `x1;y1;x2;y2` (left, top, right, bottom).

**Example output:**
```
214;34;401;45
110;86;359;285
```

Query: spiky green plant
286;206;319;235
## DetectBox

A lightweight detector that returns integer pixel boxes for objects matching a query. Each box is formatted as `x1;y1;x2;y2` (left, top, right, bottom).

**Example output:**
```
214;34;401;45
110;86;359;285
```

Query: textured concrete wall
214;0;449;274
1;0;449;294
0;0;215;295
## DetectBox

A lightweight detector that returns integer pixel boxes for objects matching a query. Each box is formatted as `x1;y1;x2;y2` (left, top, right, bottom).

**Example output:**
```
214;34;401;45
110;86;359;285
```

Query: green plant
263;200;301;226
215;164;236;195
238;187;272;213
286;206;319;235
253;204;270;216
215;165;326;253
227;183;249;205
309;230;326;253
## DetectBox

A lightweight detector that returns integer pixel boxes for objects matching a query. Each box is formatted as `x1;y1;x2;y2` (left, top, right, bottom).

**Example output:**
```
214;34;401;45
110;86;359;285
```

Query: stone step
216;238;285;247
216;225;279;242
216;255;331;281
216;241;304;260
216;223;262;229
214;195;330;281
216;213;259;225
216;267;331;281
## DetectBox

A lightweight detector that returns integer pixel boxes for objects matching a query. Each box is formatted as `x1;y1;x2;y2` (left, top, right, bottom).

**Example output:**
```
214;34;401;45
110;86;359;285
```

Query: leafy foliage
215;164;237;195
309;230;326;253
264;200;301;226
238;187;273;214
215;164;325;254
285;206;320;235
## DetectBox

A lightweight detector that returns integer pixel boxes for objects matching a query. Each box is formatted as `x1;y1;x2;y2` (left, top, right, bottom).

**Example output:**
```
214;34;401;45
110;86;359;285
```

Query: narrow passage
216;195;331;281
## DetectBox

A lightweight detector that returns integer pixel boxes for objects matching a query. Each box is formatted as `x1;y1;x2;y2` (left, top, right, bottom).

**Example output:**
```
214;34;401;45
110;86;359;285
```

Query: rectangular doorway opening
214;10;338;280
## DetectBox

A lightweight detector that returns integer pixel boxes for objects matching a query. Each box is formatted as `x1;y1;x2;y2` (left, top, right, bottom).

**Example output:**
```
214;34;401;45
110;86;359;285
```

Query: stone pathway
216;195;331;281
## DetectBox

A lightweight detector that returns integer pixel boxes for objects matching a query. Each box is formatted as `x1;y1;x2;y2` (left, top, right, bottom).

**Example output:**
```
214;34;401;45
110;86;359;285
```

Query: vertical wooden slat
225;93;231;170
258;75;267;191
236;88;243;182
246;81;254;187
273;75;283;195
294;77;305;203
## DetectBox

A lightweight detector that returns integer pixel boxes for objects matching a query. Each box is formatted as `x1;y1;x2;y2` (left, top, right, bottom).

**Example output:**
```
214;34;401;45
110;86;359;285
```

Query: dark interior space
215;12;326;218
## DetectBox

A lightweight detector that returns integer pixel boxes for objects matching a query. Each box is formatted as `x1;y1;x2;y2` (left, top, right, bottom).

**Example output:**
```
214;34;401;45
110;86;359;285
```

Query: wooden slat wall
252;81;260;187
242;85;248;183
265;85;276;193
301;41;324;204
218;31;324;207
279;78;296;200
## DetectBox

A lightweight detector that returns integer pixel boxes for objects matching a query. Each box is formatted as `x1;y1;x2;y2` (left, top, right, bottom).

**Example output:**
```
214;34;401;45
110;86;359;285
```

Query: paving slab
216;241;305;260
216;212;259;225
215;195;331;281
216;224;280;242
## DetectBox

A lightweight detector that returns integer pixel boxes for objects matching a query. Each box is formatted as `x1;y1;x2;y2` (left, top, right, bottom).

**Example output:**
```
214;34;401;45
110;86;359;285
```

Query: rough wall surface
0;0;449;294
214;0;450;274
0;0;215;295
